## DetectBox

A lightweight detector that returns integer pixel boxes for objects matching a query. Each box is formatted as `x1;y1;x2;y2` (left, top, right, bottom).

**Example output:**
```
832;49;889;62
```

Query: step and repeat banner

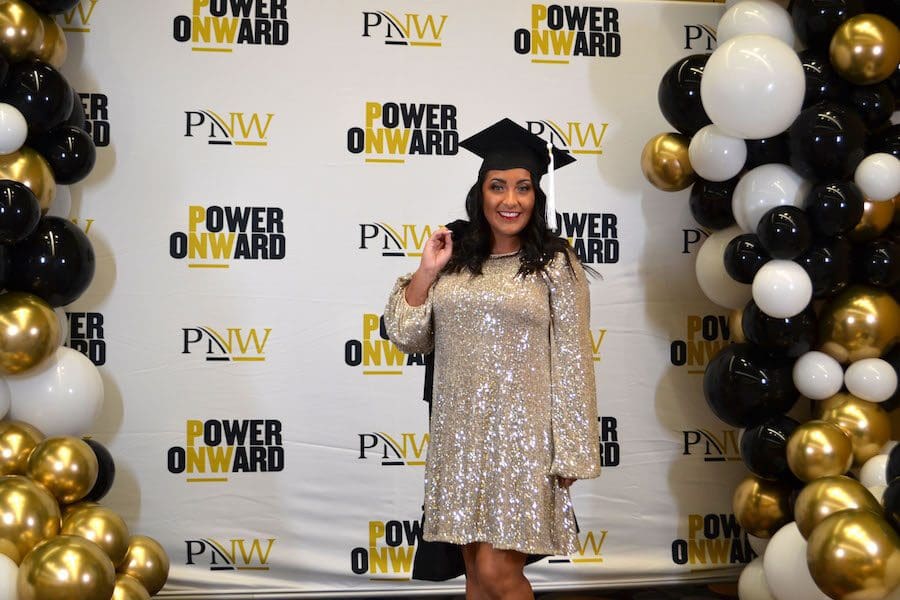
53;0;773;597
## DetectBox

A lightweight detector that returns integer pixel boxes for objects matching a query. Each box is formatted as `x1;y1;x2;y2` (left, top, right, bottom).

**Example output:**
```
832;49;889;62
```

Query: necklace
489;249;521;258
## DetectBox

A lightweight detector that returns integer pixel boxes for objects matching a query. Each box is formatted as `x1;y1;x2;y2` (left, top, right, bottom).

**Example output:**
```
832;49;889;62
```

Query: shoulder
543;247;585;282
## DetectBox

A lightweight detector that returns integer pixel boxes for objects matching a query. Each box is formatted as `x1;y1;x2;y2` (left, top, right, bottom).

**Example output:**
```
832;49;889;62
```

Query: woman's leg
462;543;485;600
466;542;532;600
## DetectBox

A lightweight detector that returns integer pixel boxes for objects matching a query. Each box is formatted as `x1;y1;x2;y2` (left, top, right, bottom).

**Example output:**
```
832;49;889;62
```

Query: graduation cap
459;118;576;230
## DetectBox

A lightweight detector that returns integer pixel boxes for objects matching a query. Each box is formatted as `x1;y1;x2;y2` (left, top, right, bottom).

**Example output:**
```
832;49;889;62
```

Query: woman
385;118;600;599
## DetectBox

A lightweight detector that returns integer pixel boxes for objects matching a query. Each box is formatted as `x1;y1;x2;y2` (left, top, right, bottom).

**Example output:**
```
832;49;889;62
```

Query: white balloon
0;553;17;600
739;556;777;600
54;306;69;347
854;153;900;201
0;103;27;155
867;484;887;504
688;124;748;182
747;533;770;557
860;454;888;488
6;346;103;436
752;260;812;318
717;1;795;47
46;184;72;219
695;225;753;309
732;164;809;233
844;358;898;403
763;522;831;600
0;378;9;420
701;34;805;139
792;351;844;400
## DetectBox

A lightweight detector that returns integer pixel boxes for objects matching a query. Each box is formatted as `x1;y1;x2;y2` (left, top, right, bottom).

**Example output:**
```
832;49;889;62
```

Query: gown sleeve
383;273;435;355
543;251;601;479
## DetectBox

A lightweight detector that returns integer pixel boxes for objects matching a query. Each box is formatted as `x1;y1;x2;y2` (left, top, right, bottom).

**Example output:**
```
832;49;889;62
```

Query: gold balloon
786;420;854;481
893;194;900;227
17;534;115;600
830;14;900;85
807;509;900;600
640;132;695;192
0;419;43;475
36;12;66;68
27;437;99;505
849;197;895;242
0;475;60;564
729;307;746;343
0;292;60;375
794;475;882;539
62;505;131;568
0;147;56;213
0;0;45;62
820;393;892;466
119;535;170;595
732;475;793;538
112;575;150;600
818;285;900;364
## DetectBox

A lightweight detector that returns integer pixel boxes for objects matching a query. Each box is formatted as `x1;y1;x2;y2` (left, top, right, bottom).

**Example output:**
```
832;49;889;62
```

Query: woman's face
481;168;535;249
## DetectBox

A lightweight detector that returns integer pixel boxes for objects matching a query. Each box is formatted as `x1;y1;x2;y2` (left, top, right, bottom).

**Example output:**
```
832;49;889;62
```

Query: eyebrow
489;177;532;184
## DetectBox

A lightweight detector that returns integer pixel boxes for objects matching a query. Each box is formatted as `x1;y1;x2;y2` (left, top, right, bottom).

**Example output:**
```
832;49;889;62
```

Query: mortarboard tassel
545;141;556;231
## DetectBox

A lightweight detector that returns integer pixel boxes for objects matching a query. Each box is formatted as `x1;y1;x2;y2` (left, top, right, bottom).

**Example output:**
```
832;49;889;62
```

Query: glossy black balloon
23;0;81;13
788;102;867;180
869;124;900;159
0;180;40;244
885;478;900;535
791;0;865;50
703;343;799;428
864;0;900;25
7;217;95;307
880;345;900;412
799;50;850;109
658;54;712;136
888;63;900;104
756;206;813;260
64;88;86;130
740;415;801;480
689;177;737;230
745;134;791;170
724;233;770;284
0;54;8;90
849;83;895;130
30;125;96;185
804;180;865;237
0;245;7;289
888;443;900;481
742;300;818;357
796;235;853;298
2;60;73;135
855;238;900;287
82;438;115;502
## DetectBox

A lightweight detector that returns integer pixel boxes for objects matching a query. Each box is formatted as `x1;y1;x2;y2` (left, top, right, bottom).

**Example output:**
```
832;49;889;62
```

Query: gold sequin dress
384;250;600;556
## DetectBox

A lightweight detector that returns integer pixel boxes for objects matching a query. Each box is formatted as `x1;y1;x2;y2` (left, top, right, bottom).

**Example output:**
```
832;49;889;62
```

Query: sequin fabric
384;250;600;555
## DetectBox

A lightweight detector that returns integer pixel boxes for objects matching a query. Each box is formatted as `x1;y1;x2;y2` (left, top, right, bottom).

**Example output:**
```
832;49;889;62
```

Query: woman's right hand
419;227;453;276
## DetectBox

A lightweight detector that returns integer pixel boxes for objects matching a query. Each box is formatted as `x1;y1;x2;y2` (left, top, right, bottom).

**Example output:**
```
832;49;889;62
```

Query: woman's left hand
558;477;576;489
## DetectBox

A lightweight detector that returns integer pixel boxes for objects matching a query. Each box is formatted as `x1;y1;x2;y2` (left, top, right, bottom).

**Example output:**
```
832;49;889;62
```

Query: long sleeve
543;252;601;479
383;273;435;355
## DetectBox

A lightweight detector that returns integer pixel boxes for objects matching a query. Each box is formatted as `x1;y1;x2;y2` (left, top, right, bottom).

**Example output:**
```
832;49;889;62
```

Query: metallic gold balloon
786;420;854;481
0;0;45;62
0;147;56;213
26;437;99;505
0;292;60;376
112;575;150;600
640;132;695;192
849;197;895;242
17;534;115;600
36;12;66;68
818;285;900;364
62;505;130;568
807;509;900;600
794;475;882;539
893;194;899;227
830;14;900;85
0;475;60;564
119;535;169;595
729;307;746;343
0;420;43;475
732;475;793;538
820;393;892;466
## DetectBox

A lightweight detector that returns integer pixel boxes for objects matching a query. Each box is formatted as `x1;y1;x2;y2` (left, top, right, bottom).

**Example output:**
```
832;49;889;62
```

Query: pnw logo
682;428;741;462
527;119;608;156
184;110;274;147
670;315;732;374
65;312;106;366
77;93;110;147
169;205;286;268
548;530;608;565
556;212;620;264
186;537;275;571
182;327;271;362
350;519;421;580
514;4;621;63
173;0;289;52
684;24;717;51
359;222;440;258
362;10;447;47
671;514;754;566
346;101;459;164
358;432;429;467
59;0;97;33
167;419;284;482
344;314;426;375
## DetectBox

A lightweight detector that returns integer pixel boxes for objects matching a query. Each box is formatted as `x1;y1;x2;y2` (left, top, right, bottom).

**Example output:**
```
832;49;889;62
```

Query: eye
491;183;504;192
517;184;531;193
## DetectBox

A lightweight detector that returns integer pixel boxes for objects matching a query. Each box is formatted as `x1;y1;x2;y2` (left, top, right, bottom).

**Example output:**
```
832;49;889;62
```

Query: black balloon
888;63;900;104
889;443;900;482
788;102;867;180
740;415;801;480
23;0;81;13
756;206;813;260
869;124;900;159
703;343;798;428
745;134;791;170
799;50;850;109
64;88;86;130
82;438;115;502
855;238;900;288
864;0;900;26
30;125;96;185
0;245;7;290
689;177;737;230
885;478;900;535
7;217;95;307
657;54;712;136
796;235;853;298
791;0;865;50
804;180;865;237
849;83;895;130
724;233;770;284
0;54;8;91
1;60;73;135
880;345;900;412
0;180;40;244
742;300;818;357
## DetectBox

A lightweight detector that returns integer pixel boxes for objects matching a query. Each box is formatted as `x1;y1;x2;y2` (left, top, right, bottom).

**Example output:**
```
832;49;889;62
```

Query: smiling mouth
498;211;521;220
